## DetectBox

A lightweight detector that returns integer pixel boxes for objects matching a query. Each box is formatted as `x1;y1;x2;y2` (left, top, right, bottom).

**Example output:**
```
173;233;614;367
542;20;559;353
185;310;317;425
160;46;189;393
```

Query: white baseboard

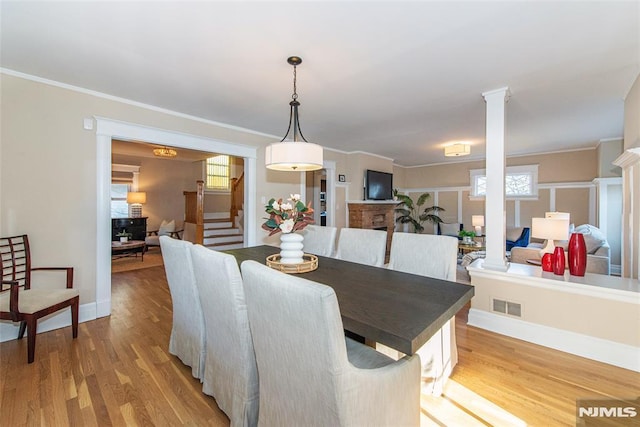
611;264;621;276
468;308;640;372
0;302;97;342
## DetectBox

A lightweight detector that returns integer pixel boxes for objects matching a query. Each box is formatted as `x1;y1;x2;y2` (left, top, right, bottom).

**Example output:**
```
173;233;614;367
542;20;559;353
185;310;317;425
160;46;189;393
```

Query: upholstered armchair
145;219;182;249
159;236;206;379
300;225;338;257
505;227;530;251
241;260;421;426
335;228;387;267
387;232;459;395
190;245;258;426
0;235;80;363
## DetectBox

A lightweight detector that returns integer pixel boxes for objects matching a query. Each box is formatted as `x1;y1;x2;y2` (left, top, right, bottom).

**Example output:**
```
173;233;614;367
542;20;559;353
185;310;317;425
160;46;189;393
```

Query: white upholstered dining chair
159;236;206;380
300;224;338;257
335;227;387;267
190;245;258;427
387;232;459;395
241;260;421;426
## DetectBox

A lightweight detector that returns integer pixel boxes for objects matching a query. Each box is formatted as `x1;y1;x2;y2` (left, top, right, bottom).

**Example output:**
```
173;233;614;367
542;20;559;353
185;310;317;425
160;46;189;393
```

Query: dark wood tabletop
225;245;474;355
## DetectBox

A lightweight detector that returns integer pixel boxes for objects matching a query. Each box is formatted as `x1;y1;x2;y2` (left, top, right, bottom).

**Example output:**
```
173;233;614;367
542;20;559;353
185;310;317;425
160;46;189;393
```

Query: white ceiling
2;1;638;166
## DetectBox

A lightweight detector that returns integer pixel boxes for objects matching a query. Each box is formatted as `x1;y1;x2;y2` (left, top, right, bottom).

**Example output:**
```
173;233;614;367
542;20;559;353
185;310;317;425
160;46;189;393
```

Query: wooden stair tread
204;233;243;238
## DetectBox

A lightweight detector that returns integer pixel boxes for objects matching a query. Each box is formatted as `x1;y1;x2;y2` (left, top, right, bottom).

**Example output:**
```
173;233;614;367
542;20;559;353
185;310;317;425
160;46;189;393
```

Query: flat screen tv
365;170;393;200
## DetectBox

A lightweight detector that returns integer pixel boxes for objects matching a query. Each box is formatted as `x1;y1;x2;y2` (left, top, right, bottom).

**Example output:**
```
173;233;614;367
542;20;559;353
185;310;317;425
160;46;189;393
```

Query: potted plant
116;230;132;243
459;229;476;244
393;189;444;233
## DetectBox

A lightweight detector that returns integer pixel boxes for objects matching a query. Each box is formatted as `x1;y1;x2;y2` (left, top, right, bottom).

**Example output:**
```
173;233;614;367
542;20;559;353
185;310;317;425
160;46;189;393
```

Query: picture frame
338;174;346;182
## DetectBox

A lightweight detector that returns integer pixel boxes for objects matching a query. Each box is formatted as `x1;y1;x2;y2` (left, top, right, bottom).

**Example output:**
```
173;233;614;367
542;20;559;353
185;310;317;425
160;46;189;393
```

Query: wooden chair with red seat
0;235;79;363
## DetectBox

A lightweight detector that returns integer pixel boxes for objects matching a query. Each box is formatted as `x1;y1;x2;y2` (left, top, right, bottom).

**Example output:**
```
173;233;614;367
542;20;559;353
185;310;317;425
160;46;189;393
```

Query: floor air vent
492;298;522;317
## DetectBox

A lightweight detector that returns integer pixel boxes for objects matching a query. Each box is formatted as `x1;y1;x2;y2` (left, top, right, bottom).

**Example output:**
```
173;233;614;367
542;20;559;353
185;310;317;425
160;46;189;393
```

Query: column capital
482;87;511;103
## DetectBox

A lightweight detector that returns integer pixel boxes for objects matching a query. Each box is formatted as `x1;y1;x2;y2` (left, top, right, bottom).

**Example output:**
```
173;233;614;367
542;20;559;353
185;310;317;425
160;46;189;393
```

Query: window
205;155;230;191
470;165;538;199
111;183;130;218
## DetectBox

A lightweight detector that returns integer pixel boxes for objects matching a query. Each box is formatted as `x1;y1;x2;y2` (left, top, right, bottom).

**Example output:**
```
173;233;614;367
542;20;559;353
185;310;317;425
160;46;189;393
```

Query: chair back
1;235;31;290
335;228;387;266
241;260;349;426
159;236;205;380
437;222;463;240
300;225;338;257
388;232;458;281
190;245;258;426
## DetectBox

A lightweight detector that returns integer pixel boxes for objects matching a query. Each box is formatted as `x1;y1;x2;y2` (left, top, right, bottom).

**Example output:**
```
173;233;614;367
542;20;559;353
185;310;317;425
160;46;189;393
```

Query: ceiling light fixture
265;56;323;171
153;146;177;157
444;143;471;157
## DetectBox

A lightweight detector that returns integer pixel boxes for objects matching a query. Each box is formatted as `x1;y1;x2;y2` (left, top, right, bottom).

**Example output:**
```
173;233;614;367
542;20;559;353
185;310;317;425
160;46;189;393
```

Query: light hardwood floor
1;265;638;426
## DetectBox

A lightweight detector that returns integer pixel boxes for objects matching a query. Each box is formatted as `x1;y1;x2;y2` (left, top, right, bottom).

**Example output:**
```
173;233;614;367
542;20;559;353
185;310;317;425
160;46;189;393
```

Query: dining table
225;245;474;355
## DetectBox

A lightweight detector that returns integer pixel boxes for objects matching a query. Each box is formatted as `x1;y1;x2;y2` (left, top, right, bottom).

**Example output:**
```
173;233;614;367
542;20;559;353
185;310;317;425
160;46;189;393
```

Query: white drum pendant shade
265;141;323;171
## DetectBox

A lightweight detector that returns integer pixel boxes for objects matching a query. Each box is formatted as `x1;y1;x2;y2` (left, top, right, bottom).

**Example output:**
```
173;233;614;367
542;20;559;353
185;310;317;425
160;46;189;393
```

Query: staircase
202;214;244;251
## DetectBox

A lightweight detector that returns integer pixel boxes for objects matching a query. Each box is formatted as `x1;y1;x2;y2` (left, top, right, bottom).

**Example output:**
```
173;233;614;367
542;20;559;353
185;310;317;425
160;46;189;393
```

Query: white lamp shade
265;141;323;171
126;192;147;204
531;217;569;241
471;215;485;227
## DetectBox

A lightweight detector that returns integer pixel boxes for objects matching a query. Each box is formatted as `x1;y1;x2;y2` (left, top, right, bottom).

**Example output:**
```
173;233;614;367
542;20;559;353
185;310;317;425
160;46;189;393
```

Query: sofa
510;224;610;275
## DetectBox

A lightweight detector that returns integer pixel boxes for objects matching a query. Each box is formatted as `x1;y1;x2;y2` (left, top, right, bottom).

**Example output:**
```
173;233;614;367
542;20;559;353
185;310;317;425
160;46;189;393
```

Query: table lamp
531;217;569;254
127;191;147;218
472;215;485;236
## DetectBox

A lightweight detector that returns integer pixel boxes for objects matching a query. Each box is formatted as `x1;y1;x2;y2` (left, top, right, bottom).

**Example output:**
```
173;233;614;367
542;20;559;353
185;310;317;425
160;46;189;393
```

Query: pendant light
265;56;323;171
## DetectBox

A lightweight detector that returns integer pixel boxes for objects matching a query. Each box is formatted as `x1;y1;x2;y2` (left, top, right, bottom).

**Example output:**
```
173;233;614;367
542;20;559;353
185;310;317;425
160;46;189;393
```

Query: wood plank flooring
1;265;638;426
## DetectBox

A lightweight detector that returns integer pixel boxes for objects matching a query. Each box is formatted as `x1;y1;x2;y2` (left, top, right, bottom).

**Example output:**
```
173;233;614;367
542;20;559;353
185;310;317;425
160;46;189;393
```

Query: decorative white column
613;148;640;279
482;87;510;271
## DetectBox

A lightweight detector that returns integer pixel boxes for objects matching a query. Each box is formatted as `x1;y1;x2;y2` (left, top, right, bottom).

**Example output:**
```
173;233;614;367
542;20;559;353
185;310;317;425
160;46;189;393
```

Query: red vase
568;233;587;276
553;247;565;275
541;253;553;272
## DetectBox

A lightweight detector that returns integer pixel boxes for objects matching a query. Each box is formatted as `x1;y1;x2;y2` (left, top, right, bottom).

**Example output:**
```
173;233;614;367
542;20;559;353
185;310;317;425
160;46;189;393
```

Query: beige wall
624;75;640;150
400;149;598;229
347;152;394;202
0;74;276;305
597;139;623;178
112;153;201;230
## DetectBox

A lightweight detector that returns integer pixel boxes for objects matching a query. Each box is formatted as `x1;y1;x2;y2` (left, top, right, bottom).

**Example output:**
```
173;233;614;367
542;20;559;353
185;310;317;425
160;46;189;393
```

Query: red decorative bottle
568;232;587;276
553;247;565;275
541;253;553;272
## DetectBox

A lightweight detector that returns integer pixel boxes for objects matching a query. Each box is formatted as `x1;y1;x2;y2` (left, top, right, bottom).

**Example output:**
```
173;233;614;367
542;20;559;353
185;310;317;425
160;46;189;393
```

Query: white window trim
469;164;539;200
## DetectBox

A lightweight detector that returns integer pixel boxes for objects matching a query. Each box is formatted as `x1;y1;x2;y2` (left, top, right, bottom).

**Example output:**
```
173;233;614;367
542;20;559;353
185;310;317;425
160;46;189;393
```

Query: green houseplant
394;189;444;233
459;229;476;243
116;230;132;242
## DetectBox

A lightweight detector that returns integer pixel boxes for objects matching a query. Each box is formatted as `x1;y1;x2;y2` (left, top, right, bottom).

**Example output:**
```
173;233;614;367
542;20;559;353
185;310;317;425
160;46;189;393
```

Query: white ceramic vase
279;232;304;264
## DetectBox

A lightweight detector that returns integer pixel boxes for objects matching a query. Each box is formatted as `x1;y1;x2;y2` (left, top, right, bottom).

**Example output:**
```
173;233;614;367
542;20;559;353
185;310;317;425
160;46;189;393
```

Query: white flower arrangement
262;194;314;235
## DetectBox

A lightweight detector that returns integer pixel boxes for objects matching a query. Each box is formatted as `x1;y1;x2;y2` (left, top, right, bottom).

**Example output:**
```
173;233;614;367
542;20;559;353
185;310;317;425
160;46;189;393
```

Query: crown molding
613;147;640;169
1;67;279;140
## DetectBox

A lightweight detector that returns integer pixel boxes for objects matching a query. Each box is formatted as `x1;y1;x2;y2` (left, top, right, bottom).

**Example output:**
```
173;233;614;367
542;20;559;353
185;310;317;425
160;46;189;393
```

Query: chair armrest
586;255;610;275
31;267;74;288
170;230;183;239
509;247;541;265
147;230;159;236
1;280;21;319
